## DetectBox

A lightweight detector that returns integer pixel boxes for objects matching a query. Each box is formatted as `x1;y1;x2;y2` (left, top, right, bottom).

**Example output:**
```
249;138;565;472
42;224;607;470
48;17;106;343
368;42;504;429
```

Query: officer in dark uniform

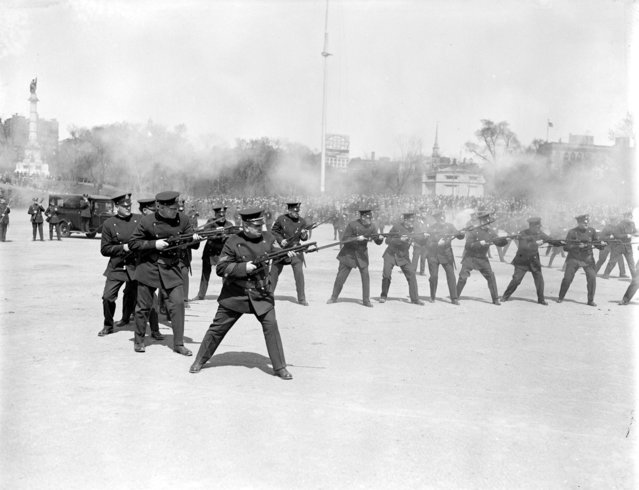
379;212;425;305
80;194;92;232
99;194;164;338
269;201;310;306
28;197;45;241
602;212;637;279
424;210;464;304
137;197;162;335
45;200;61;240
0;198;9;242
193;204;236;301
501;217;562;305
177;200;197;308
128;191;199;355
557;214;605;306
456;211;509;305
326;208;384;307
411;207;430;275
188;208;293;379
619;269;639;305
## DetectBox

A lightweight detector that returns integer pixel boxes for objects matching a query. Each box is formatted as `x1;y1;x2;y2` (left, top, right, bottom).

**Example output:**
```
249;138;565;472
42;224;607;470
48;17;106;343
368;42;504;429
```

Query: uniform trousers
135;283;185;347
456;256;499;300
179;262;191;301
331;262;371;303
196;255;220;299
193;305;286;371
381;259;419;302
427;259;457;300
49;222;61;240
411;246;427;274
603;245;635;277
559;259;596;302
102;277;138;327
622;275;639;303
0;222;8;241
269;256;306;302
32;222;44;240
502;264;545;302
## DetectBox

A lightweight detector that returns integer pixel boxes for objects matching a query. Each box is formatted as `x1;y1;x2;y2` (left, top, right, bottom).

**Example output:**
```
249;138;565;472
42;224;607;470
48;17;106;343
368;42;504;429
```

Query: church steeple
432;123;440;158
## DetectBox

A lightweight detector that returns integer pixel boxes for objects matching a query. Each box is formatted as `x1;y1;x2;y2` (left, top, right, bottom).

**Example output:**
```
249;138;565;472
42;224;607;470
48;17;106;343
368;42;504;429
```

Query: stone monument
15;77;50;176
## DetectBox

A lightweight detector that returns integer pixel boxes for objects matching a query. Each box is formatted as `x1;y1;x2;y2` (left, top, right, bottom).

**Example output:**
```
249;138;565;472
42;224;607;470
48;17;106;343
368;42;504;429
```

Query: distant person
28;198;45;241
0;198;9;242
193;204;236;301
557;214;605;307
595;216;626;278
269;202;311;306
424;210;464;305
45;200;61;240
326;208;384;307
379;212;425;305
188;208;294;380
128;191;199;355
80;194;91;232
619;270;639;305
456;211;509;305
601;212;637;279
501;217;562;305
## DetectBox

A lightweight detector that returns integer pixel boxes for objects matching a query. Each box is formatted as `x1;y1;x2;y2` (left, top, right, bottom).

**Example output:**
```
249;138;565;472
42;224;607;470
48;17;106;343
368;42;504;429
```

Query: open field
0;212;636;489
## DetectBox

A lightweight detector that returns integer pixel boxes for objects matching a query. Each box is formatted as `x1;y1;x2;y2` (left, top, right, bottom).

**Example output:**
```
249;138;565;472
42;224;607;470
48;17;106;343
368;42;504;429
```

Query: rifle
253;242;318;266
163;225;241;252
283;217;331;245
0;199;12;220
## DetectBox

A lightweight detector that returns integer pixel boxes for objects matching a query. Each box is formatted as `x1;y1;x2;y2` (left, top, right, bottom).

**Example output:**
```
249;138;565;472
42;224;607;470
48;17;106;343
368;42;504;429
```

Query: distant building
3;115;59;169
326;133;350;170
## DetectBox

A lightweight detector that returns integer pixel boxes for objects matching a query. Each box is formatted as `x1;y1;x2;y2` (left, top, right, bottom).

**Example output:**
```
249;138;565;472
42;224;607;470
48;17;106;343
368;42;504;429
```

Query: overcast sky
0;0;636;159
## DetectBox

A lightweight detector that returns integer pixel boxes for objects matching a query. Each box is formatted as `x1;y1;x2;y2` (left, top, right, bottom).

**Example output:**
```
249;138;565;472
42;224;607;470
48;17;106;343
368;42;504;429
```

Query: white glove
155;239;169;250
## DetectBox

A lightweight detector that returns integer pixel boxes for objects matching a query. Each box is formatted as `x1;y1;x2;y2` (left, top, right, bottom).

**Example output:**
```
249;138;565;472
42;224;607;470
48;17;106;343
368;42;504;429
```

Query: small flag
547;120;554;128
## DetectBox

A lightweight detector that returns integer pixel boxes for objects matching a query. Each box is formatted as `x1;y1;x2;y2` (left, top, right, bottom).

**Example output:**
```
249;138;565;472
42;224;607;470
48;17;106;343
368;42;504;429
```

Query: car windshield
95;201;114;215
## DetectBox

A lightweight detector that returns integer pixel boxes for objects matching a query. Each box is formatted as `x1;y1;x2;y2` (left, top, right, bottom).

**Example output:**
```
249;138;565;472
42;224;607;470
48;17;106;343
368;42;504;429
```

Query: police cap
155;191;180;205
287;202;301;211
212;203;227;213
112;193;131;206
137;197;156;211
239;207;265;224
527;217;542;225
575;214;589;223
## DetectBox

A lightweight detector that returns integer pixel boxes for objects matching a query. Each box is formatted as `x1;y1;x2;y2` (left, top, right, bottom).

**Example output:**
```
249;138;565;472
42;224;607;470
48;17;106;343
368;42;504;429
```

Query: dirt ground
0;211;636;489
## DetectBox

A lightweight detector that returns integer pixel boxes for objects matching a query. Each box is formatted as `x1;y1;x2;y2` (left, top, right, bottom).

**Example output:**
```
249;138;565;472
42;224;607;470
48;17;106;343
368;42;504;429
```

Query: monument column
15;77;49;176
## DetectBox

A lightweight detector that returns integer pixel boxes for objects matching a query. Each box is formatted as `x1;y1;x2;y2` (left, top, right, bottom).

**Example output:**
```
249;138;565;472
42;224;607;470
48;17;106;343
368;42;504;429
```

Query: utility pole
320;0;331;193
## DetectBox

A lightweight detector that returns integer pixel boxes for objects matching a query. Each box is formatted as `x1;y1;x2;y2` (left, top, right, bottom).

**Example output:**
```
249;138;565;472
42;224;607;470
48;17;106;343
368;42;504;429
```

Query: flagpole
320;0;331;194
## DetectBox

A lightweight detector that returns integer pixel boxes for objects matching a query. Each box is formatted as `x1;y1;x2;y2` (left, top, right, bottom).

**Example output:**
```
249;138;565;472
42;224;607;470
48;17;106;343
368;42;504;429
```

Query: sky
0;0;636;159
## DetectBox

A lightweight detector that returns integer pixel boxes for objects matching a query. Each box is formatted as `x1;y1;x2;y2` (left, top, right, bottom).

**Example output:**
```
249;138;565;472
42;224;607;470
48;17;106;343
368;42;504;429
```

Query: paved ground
0;212;636;489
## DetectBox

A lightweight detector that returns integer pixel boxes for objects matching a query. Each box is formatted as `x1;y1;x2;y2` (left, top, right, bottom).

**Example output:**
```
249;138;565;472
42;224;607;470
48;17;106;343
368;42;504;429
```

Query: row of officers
98;191;639;380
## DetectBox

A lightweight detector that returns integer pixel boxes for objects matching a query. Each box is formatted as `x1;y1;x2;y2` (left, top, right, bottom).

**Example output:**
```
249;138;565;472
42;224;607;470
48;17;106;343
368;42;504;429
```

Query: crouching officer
189;208;293;380
128;191;199;355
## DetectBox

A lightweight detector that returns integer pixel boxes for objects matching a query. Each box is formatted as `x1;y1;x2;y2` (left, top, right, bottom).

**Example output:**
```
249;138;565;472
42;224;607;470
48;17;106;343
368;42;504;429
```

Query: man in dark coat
98;194;163;339
193;204;236;301
425;210;464;304
501;217;562;305
0;198;10;242
28;197;45;241
601;212;637;279
456;211;509;305
188;208;293;380
379;212;425;305
557;214;605;306
327;208;384;307
80;194;92;232
45;200;61;240
128;191;199;355
269;202;310;305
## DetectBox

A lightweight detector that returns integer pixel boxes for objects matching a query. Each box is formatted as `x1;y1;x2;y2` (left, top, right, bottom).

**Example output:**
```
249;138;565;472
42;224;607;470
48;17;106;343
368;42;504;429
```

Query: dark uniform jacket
383;222;424;267
28;203;45;223
608;219;637;253
425;222;463;264
337;219;384;268
202;218;236;257
271;213;309;265
128;211;196;289
45;205;60;224
216;231;278;316
564;226;602;265
101;213;141;280
80;198;91;218
464;227;508;258
0;204;10;224
511;228;555;268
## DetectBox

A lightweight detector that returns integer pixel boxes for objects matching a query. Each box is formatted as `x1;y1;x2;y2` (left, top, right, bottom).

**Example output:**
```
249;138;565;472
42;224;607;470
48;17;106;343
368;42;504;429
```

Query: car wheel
60;221;72;237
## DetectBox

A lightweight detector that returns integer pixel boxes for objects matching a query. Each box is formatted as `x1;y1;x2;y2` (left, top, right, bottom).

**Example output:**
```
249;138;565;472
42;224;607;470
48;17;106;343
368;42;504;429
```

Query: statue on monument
30;77;37;94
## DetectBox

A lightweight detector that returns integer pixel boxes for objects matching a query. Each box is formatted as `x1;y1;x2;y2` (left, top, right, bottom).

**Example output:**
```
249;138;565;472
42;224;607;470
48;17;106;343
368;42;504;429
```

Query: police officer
137;197;162;334
456;211;509;305
45;200;61;240
128;191;199;355
602;212;637;279
28;198;45;241
193;204;236;301
0;198;10;242
425;210;464;305
177;200;198;308
98;194;165;338
269;201;310;306
557;214;605;306
188;208;293;379
501;217;562;305
379;212;425;305
619;270;639;305
326;208;384;307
